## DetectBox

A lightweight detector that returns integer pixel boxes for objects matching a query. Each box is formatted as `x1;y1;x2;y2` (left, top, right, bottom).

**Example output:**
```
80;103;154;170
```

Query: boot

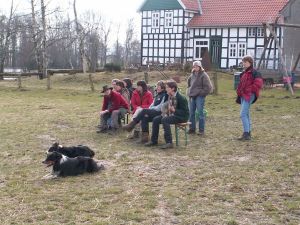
238;132;251;141
127;130;140;139
136;132;149;144
122;120;138;132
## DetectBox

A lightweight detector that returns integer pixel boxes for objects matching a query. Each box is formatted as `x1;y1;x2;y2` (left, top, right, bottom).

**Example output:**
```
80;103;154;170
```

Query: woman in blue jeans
187;60;213;135
236;55;263;140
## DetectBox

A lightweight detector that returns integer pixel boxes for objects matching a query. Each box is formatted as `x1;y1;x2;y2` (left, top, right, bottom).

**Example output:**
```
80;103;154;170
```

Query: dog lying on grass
42;151;104;179
47;142;95;158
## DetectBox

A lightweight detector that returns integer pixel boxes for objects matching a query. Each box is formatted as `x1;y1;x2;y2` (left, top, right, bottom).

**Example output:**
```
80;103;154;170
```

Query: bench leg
184;126;188;146
175;125;179;146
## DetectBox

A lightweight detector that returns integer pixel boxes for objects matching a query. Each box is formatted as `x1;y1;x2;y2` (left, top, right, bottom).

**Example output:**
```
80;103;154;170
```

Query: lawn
0;72;299;225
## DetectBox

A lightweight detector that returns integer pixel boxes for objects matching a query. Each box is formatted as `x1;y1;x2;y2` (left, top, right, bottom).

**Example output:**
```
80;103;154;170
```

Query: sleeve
251;71;263;93
174;95;189;118
102;96;108;111
141;92;153;109
150;95;166;111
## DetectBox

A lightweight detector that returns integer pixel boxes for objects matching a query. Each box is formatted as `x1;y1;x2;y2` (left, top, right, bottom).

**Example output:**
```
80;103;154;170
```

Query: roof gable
180;0;200;12
139;0;183;11
187;0;289;27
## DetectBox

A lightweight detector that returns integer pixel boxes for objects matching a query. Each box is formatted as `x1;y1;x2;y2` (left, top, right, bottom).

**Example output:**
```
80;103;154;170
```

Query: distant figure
236;55;263;141
115;80;130;104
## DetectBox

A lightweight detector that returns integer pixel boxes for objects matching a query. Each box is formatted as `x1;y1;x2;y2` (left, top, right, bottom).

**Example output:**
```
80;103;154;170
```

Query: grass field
0;72;299;225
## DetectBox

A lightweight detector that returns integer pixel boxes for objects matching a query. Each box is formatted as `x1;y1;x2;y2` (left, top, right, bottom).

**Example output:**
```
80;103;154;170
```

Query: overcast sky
0;0;143;44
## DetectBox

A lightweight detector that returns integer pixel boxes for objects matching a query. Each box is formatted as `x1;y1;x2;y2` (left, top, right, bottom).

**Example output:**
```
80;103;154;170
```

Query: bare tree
0;0;14;76
99;20;111;66
40;0;49;89
124;18;134;68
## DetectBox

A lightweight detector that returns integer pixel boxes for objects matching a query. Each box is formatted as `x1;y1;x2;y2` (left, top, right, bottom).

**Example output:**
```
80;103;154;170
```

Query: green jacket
174;92;189;122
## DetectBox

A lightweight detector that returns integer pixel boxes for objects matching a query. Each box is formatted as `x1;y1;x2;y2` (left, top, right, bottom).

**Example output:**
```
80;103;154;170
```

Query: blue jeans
189;96;206;132
240;94;255;133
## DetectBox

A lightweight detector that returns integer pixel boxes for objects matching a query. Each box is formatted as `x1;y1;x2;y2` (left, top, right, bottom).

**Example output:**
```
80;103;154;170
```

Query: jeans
189;96;206;132
102;108;128;129
240;94;255;133
151;115;183;144
133;109;161;132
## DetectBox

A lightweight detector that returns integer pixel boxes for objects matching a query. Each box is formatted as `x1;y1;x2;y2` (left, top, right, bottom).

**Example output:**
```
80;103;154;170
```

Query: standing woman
187;61;213;136
236;55;263;141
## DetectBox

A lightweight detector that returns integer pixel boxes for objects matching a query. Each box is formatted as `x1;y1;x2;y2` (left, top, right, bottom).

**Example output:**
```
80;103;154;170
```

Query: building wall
141;9;194;65
282;0;300;71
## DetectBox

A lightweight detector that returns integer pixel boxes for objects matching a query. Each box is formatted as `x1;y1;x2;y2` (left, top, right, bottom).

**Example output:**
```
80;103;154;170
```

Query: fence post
18;74;22;89
213;71;218;95
144;72;149;84
88;74;95;92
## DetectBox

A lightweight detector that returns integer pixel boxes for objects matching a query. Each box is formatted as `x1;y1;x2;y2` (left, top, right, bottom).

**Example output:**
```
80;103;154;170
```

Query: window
152;13;160;28
165;12;173;28
194;39;209;60
248;28;256;37
238;43;246;57
256;47;264;58
229;43;237;57
257;28;264;37
248;27;264;37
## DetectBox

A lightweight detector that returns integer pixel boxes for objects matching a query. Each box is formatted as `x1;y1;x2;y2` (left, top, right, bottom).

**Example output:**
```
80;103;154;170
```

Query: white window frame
165;11;173;28
257;28;264;37
194;39;209;60
229;43;237;58
152;12;160;28
248;28;256;37
238;43;247;58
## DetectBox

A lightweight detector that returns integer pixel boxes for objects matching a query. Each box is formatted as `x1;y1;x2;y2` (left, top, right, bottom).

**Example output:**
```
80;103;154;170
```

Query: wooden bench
121;112;130;124
174;122;191;147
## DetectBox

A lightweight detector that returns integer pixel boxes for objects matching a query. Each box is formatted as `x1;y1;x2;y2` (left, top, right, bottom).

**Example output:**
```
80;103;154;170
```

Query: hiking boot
160;143;174;149
136;132;149;144
96;128;107;133
107;128;119;135
187;129;196;134
144;141;158;147
238;132;251;141
122;120;138;132
127;130;140;139
197;131;205;136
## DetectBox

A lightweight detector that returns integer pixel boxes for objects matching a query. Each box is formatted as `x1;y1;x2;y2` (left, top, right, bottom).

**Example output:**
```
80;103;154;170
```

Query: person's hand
169;106;175;113
100;110;109;115
191;68;195;73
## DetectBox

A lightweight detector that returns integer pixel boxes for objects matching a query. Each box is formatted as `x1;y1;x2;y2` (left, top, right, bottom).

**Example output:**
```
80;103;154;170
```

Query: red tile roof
187;0;289;27
180;0;200;12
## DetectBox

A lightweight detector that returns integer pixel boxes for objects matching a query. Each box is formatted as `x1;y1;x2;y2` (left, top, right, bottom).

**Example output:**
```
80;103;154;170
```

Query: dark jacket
149;91;168;111
173;92;189;122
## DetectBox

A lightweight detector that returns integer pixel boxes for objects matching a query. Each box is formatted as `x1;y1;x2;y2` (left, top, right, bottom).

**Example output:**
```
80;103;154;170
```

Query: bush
184;62;192;73
104;63;122;72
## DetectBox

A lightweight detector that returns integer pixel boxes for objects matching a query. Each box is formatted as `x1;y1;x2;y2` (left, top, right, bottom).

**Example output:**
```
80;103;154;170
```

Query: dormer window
152;12;160;28
165;11;173;28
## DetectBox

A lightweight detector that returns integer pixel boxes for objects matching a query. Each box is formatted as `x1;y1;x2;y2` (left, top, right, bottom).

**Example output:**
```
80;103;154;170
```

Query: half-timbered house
139;0;289;69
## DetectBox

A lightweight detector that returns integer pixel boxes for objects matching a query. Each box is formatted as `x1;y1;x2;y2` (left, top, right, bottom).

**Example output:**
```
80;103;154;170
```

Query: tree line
0;0;141;78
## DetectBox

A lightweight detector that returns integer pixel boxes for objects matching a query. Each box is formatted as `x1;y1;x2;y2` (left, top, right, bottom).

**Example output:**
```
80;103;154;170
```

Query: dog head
42;151;63;167
47;142;61;153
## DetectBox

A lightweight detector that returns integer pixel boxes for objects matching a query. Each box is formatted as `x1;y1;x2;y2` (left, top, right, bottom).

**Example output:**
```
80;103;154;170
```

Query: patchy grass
0;72;299;225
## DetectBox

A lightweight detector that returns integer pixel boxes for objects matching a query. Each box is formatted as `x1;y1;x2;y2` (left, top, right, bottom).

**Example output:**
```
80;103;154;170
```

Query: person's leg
196;96;206;134
161;115;181;144
111;110;121;129
98;112;111;132
239;96;254;140
248;94;255;134
141;110;161;132
145;115;162;145
188;97;196;132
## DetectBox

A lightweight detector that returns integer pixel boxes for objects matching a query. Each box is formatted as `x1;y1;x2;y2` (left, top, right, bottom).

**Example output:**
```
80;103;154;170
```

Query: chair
174;122;191;146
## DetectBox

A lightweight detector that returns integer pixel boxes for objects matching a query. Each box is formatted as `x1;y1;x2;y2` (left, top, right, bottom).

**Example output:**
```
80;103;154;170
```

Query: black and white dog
42;151;104;178
47;142;95;158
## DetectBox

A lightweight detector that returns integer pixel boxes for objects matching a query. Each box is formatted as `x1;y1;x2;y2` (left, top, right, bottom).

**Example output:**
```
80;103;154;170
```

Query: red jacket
237;68;263;102
102;90;129;112
130;89;153;113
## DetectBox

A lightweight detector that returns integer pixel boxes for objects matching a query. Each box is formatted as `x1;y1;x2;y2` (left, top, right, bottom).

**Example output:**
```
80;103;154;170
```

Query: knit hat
193;60;202;68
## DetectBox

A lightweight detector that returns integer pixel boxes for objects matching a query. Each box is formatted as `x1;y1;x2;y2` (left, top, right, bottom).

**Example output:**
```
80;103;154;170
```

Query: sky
0;0;143;44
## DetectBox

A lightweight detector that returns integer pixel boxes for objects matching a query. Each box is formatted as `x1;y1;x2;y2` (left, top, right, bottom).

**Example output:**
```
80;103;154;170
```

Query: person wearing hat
97;85;129;133
236;55;263;141
187;60;213;136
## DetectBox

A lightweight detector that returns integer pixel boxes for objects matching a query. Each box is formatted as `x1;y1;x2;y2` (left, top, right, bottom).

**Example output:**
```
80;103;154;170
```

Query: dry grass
0;71;299;225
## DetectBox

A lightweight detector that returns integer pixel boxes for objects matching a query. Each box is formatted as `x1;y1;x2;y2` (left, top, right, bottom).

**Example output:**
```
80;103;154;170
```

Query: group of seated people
97;78;189;149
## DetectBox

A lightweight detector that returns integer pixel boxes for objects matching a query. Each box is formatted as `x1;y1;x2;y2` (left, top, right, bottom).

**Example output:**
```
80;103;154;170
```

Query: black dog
42;151;104;178
48;142;95;158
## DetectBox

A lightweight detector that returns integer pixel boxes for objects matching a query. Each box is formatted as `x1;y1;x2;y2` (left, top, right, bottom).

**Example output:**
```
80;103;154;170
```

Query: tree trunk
40;0;49;89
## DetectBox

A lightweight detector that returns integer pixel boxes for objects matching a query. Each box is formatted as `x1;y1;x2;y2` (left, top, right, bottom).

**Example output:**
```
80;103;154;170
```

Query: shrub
104;63;122;72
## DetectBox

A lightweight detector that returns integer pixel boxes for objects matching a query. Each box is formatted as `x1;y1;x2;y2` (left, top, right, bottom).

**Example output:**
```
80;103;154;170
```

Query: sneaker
160;143;174;149
144;141;158;147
